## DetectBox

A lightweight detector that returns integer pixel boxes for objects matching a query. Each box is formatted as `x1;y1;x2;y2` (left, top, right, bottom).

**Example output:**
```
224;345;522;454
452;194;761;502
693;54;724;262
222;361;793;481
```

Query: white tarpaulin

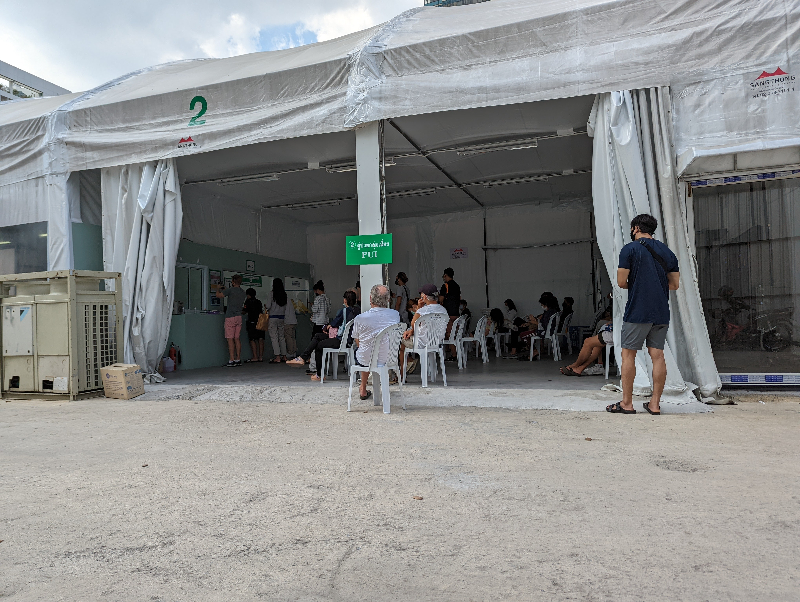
589;89;721;399
1;0;798;269
101;159;183;380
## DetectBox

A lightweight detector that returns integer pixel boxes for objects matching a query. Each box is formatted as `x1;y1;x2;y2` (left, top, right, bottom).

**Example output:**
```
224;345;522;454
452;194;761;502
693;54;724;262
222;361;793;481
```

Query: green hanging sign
346;234;393;265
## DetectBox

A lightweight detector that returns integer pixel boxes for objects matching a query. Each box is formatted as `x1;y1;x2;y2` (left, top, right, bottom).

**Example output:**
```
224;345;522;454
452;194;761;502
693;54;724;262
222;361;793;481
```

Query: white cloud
0;0;422;92
198;13;260;58
306;6;376;43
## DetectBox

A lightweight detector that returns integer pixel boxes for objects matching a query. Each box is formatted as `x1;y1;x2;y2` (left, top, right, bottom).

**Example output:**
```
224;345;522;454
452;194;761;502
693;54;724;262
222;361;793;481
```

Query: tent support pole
379;120;388;287
589;211;598;311
387;119;489;307
355;121;384;296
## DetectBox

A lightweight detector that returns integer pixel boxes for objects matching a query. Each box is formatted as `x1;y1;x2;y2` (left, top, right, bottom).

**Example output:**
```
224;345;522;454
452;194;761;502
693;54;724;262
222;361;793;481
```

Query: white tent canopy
1;0;797;184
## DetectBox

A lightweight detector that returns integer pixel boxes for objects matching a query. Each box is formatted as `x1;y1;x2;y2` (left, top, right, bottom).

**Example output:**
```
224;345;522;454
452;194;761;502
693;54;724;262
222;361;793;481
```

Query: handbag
328;327;339;339
256;310;270;331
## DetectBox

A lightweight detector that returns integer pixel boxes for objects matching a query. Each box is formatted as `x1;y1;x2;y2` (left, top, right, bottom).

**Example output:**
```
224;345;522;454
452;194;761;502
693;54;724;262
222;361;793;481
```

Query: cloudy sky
1;0;422;92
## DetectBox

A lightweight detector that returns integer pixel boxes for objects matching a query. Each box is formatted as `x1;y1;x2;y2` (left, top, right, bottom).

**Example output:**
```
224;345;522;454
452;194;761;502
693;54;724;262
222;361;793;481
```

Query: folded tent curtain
589;89;721;400
101;159;183;380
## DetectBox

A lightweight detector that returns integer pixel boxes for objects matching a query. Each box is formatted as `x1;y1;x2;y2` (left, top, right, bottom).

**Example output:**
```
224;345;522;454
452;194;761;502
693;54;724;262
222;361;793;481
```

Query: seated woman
560;321;613;376
518;293;560;360
558;296;574;332
486;307;509;345
287;290;360;379
502;299;526;357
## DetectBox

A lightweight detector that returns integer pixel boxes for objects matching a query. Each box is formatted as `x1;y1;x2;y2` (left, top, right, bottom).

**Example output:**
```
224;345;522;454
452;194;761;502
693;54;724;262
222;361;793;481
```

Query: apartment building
0;59;70;102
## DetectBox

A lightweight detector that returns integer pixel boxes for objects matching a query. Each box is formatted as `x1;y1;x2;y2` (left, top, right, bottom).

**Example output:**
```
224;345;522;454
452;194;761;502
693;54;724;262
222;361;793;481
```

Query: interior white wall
306;200;601;326
307;221;360;303
485;201;596;326
428;210;486;310
182;198;308;264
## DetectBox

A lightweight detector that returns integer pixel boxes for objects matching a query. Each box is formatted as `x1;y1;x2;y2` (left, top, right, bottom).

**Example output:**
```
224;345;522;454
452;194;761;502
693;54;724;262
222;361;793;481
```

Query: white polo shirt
352;307;401;366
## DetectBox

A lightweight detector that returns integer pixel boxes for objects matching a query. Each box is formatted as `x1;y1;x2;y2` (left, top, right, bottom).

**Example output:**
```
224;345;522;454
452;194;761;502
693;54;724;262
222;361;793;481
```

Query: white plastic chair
554;312;574;357
460;315;489;364
347;322;406;414
604;342;620;379
528;312;560;361
442;315;467;369
485;322;510;358
402;313;449;388
320;320;355;383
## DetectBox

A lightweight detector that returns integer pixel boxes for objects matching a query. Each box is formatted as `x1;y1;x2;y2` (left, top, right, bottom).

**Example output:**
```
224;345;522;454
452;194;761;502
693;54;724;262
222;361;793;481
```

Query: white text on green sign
346;234;393;265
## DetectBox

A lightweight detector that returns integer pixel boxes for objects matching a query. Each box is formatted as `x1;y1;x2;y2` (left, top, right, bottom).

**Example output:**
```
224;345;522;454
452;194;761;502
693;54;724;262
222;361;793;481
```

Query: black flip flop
562;367;580;376
643;402;661;415
606;401;636;414
360;390;372;401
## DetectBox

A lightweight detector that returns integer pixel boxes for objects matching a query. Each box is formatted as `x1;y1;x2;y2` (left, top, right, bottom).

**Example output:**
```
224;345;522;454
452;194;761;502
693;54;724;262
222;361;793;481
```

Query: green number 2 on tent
188;95;207;126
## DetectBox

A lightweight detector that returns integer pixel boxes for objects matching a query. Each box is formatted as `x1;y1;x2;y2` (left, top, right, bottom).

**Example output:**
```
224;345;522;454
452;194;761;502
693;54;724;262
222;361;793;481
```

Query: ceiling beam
388;119;484;209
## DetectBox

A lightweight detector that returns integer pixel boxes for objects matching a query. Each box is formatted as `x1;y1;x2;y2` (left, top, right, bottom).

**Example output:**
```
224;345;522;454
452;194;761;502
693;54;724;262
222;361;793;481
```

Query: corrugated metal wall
693;179;800;372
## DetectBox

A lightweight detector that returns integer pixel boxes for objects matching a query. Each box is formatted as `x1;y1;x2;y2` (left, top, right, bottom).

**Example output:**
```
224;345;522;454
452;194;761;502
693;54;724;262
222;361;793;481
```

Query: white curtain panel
589;89;721;400
101;159;183;380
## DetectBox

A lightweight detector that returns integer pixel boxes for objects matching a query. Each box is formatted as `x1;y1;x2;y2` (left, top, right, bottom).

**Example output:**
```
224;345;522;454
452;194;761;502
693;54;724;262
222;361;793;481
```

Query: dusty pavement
1;393;799;601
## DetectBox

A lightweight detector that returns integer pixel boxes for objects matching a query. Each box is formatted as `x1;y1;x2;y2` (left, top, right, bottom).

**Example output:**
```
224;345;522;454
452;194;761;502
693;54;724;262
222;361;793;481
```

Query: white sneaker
582;364;605;376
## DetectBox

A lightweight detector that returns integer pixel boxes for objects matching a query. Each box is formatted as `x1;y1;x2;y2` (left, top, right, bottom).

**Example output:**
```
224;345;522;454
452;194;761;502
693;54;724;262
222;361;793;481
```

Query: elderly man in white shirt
351;284;401;401
399;283;448;377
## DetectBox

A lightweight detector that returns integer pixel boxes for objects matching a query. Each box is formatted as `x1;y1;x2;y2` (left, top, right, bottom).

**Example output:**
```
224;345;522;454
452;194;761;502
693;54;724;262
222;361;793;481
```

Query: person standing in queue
216;274;246;367
439;267;461;361
607;214;679;416
243;287;265;363
283;293;298;359
267;278;290;363
394;272;411;322
310;280;331;336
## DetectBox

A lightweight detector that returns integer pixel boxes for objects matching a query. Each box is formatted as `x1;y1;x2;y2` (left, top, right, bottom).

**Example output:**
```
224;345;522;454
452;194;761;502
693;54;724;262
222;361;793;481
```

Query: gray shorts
621;322;668;350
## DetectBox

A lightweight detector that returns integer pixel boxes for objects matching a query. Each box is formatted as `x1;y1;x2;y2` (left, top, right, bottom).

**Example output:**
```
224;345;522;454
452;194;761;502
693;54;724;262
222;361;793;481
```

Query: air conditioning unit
1;270;122;400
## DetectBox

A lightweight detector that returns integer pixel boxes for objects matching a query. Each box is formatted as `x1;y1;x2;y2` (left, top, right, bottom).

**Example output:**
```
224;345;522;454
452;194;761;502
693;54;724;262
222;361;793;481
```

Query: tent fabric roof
0;0;798;185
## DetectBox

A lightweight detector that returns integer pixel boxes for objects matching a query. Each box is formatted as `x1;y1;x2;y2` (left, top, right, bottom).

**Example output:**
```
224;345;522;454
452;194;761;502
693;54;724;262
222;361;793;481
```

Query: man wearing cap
399;284;448;378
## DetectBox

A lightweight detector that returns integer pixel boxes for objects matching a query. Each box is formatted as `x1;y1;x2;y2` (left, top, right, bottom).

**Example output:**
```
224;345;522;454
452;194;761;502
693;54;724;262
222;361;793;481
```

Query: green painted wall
67;229;314;369
176;240;310;282
72;222;103;271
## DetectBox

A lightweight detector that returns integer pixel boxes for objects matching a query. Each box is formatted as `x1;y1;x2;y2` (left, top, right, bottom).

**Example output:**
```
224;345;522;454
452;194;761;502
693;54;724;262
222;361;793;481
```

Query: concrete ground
2;388;799;601
163;349;614;390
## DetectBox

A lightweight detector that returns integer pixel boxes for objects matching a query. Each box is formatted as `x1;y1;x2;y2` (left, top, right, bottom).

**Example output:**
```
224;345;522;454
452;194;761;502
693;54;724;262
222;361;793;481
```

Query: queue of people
215;275;297;367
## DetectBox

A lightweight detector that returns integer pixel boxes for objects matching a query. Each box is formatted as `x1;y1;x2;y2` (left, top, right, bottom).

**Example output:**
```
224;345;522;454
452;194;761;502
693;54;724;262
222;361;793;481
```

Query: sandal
643;402;661;415
360;390;372;401
606;401;636;414
310;374;321;381
561;366;580;376
268;358;282;364
286;357;305;366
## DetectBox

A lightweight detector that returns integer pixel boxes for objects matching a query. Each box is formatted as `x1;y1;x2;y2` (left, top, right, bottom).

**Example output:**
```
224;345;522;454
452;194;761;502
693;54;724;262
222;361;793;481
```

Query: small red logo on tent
177;136;199;150
756;67;787;79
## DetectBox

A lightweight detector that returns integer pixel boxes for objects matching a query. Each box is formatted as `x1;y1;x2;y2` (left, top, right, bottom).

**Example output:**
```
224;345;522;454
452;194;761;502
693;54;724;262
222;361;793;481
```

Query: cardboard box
101;363;145;400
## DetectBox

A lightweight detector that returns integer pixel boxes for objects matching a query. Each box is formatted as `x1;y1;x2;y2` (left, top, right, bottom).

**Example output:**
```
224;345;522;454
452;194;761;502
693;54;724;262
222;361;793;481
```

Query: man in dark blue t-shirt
607;214;680;416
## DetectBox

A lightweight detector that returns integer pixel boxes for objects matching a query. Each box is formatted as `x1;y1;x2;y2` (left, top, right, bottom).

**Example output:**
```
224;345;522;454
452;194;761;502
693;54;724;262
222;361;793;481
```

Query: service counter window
693;178;800;374
0;222;48;275
174;263;209;313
